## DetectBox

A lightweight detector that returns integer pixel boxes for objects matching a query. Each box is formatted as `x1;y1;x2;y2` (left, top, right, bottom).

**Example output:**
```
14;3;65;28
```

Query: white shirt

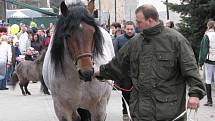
0;41;12;64
19;32;31;54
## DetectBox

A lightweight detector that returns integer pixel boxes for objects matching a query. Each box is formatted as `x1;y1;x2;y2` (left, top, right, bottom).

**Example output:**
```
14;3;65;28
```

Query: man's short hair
124;21;135;28
135;4;159;21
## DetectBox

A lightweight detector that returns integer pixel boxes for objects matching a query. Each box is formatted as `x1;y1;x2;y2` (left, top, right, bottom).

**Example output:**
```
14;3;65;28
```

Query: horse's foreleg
90;97;109;121
19;83;26;95
24;81;31;95
54;100;80;121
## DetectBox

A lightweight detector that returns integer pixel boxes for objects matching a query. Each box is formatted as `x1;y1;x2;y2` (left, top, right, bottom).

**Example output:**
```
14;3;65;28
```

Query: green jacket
100;22;205;121
199;34;215;66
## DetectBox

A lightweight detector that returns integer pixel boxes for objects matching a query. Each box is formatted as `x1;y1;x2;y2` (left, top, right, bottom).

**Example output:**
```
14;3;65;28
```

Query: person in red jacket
43;30;51;48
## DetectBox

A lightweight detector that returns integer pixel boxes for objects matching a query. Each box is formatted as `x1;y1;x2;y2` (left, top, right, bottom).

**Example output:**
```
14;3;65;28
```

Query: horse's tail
10;72;19;89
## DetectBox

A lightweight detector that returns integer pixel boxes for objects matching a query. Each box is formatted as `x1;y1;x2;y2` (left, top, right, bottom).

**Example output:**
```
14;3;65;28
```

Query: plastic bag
187;109;198;121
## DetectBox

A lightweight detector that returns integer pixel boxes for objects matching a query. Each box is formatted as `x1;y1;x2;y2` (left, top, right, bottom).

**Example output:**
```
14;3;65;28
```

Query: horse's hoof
45;92;51;95
26;92;31;95
43;90;50;95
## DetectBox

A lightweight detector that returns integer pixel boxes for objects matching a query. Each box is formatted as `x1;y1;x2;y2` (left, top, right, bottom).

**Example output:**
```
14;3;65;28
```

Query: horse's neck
94;27;115;71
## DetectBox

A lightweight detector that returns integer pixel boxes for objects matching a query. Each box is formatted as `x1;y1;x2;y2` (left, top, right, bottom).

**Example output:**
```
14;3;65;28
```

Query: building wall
0;0;6;20
7;0;48;10
95;0;138;24
124;0;138;22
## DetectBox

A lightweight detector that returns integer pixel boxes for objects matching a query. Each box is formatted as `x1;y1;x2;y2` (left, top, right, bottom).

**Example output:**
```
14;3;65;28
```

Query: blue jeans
0;61;7;88
0;78;7;88
5;65;14;83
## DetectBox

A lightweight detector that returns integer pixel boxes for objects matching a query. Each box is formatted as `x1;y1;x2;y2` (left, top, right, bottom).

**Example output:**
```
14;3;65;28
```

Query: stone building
95;0;138;24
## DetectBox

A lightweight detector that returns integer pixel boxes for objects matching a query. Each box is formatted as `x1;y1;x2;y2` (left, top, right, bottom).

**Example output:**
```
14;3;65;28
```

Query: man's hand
187;97;200;110
92;71;100;79
93;71;104;80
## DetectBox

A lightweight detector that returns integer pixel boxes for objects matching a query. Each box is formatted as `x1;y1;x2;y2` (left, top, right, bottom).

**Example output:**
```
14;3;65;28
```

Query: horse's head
51;1;103;81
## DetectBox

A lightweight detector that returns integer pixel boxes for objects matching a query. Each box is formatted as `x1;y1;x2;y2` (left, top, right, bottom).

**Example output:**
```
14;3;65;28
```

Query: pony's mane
51;2;104;68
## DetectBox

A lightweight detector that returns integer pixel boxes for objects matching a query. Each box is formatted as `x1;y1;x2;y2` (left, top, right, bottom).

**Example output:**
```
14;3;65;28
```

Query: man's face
124;25;135;37
21;25;26;32
136;12;150;30
111;26;116;35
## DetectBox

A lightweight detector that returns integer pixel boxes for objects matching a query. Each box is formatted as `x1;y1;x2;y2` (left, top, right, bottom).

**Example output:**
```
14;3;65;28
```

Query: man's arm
96;42;130;81
178;36;206;109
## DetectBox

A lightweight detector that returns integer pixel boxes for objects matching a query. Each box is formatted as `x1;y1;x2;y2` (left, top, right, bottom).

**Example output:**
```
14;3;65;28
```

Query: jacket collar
141;20;164;37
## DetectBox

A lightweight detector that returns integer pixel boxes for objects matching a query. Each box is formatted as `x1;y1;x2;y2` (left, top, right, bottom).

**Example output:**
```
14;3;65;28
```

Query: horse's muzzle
78;68;94;81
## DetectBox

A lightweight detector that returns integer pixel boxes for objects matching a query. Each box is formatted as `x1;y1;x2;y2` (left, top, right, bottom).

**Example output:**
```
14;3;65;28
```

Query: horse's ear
87;0;95;15
60;1;68;17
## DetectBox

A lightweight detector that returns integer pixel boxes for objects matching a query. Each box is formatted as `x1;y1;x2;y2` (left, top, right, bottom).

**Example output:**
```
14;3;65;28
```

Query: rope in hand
96;76;133;121
172;109;198;121
96;76;199;121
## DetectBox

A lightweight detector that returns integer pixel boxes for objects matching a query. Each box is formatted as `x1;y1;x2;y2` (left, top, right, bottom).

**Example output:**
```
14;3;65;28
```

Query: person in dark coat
94;4;205;121
113;21;136;121
31;33;43;52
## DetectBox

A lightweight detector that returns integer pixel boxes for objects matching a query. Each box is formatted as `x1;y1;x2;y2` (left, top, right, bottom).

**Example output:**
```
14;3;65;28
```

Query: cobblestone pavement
0;82;214;121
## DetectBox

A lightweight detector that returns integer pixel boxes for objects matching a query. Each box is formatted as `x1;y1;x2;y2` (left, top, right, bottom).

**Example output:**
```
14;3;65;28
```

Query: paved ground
0;82;123;121
0;82;215;121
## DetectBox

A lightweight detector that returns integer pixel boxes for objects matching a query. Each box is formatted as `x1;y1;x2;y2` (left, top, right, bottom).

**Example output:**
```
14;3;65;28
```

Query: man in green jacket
94;4;205;121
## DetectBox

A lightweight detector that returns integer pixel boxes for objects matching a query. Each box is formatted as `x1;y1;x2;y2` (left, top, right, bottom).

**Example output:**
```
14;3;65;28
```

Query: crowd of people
0;22;54;90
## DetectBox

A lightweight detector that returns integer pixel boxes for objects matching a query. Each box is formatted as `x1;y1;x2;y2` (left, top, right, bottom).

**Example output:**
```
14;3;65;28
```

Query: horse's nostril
78;68;94;81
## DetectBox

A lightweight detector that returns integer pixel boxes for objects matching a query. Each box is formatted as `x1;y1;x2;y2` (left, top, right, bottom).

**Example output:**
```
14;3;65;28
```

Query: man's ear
60;1;68;17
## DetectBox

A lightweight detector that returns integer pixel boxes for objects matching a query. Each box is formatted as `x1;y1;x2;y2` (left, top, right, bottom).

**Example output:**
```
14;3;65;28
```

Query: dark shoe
0;87;9;90
204;102;213;106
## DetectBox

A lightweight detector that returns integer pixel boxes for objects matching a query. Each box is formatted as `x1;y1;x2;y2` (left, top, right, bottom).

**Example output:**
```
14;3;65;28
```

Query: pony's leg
19;83;26;95
24;81;31;95
40;79;50;95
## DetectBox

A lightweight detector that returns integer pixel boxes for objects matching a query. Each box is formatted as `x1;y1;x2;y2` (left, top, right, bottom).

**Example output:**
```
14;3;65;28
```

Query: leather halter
75;52;93;64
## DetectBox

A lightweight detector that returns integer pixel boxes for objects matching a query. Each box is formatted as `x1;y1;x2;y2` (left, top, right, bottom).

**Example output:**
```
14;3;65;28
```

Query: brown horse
43;1;115;121
11;49;50;95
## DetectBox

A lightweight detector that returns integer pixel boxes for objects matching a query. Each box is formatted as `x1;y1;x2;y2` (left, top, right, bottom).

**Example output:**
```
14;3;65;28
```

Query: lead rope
99;79;133;121
172;109;198;121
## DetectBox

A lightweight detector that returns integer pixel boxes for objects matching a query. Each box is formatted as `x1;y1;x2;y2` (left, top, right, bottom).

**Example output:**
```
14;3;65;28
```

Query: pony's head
51;1;104;81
